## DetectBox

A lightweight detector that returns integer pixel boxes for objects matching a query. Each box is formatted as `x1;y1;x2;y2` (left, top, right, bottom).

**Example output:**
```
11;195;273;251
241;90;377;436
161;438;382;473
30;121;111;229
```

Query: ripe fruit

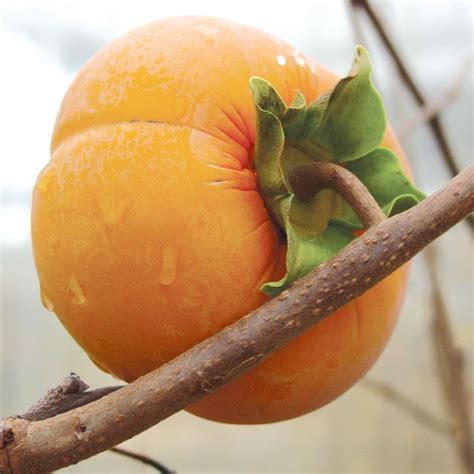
32;17;417;424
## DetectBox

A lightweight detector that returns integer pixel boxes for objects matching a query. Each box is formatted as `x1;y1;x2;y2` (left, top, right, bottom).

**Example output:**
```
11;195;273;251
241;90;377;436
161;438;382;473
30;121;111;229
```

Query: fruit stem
289;161;386;228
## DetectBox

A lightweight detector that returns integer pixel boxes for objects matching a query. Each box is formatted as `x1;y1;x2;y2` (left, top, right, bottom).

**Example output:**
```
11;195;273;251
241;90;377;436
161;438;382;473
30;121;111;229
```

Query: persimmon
32;17;423;424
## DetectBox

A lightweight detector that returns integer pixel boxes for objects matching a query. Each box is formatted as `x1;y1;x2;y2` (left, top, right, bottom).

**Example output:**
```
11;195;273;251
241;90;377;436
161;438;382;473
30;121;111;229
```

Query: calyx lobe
250;46;425;297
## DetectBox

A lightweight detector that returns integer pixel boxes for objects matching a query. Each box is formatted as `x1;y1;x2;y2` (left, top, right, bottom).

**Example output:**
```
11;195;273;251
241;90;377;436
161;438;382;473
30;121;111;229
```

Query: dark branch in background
110;447;175;474
426;246;474;474
289;161;386;227
346;0;366;46
351;0;461;179
398;57;474;139
360;377;453;436
348;3;474;472
0;165;472;474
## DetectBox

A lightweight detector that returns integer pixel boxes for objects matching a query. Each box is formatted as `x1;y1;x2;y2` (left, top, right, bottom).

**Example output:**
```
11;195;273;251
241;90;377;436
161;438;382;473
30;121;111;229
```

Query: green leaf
330;147;426;228
282;91;307;140
249;76;286;117
249;77;287;226
310;46;386;163
249;47;426;297
297;94;329;141
346;147;425;203
262;209;354;297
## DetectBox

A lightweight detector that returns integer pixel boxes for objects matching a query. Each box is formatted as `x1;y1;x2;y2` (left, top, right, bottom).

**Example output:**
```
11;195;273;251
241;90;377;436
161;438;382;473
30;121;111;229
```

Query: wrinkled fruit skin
32;17;410;424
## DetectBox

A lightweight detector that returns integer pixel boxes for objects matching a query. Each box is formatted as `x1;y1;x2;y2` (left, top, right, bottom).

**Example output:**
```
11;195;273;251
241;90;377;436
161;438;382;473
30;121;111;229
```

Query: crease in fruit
219;108;251;150
228;101;252;143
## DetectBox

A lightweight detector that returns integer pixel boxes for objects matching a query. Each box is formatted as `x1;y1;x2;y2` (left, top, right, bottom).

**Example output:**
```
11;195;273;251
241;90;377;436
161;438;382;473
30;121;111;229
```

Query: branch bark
1;165;473;473
19;374;122;422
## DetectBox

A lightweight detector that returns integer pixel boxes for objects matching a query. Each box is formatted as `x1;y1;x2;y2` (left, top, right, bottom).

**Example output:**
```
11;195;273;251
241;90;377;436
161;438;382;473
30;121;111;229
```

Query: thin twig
426;245;474;474
19;374;123;422
17;377;174;473
361;376;453;436
399;57;473;139
351;0;461;178
110;446;175;474
0;165;472;473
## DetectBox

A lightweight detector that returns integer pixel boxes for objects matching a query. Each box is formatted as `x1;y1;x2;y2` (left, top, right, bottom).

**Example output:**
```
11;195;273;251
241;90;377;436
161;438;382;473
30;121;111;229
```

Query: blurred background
1;1;472;472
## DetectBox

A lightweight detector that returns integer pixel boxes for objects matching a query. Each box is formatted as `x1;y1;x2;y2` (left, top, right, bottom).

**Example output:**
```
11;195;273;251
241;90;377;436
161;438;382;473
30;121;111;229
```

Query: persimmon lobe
32;17;410;424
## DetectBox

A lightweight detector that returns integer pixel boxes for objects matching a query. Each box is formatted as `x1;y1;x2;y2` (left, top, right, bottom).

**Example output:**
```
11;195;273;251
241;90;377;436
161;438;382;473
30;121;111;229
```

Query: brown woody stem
19;374;123;422
289;161;386;227
1;165;473;473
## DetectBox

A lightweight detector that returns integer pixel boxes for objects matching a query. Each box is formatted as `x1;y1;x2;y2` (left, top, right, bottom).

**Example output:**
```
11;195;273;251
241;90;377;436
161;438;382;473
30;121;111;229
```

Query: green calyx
250;46;425;297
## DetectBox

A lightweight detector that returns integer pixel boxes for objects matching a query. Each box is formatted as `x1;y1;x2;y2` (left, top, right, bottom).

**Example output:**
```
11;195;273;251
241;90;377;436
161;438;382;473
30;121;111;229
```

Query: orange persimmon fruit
32;17;411;424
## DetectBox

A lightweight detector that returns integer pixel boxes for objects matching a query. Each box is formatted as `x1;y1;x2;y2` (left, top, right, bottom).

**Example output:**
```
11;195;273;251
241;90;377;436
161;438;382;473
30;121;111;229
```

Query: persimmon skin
32;17;410;424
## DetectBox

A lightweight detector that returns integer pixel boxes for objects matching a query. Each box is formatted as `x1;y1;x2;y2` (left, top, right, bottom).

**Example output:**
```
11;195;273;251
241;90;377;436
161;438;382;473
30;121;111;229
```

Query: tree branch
426;246;474;473
1;165;472;473
289;161;386;227
19;374;122;422
398;57;473;140
360;376;453;436
351;0;461;179
110;447;175;474
350;0;474;232
16;375;171;472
